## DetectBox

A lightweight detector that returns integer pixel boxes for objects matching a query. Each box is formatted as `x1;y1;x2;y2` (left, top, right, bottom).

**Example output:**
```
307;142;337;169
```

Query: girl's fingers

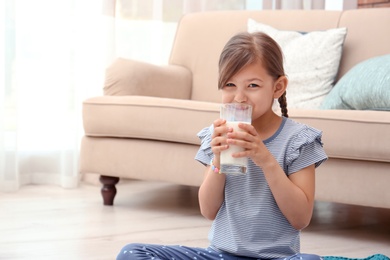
211;119;231;154
213;118;226;129
211;144;229;154
211;135;229;155
212;119;231;138
226;138;249;148
227;130;255;143
211;135;226;146
238;123;257;136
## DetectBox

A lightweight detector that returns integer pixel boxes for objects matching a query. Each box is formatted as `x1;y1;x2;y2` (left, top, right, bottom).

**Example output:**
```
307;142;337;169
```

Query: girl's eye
225;83;236;88
248;83;259;88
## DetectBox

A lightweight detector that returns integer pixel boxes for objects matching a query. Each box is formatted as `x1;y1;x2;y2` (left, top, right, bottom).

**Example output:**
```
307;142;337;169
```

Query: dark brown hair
218;31;288;117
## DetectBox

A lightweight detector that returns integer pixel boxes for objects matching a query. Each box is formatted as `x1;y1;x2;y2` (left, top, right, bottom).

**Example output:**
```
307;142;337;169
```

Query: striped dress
195;117;328;259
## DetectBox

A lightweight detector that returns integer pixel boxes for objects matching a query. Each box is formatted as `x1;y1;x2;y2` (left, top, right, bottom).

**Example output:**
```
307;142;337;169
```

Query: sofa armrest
103;57;192;99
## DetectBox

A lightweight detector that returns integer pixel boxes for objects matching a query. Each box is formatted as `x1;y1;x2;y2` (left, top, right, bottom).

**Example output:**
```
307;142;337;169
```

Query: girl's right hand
211;118;232;158
199;118;229;220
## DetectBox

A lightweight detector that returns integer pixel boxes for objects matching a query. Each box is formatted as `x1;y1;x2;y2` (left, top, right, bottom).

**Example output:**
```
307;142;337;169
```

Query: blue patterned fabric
320;54;390;111
116;243;323;260
323;254;390;260
116;244;390;260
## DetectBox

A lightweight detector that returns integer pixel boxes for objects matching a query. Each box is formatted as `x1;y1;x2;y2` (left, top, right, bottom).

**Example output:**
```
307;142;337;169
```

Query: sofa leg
99;175;120;206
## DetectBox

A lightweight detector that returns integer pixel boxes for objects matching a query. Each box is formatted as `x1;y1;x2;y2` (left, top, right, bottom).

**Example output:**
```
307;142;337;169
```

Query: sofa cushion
320;54;390;111
289;109;390;164
83;96;390;163
248;19;347;109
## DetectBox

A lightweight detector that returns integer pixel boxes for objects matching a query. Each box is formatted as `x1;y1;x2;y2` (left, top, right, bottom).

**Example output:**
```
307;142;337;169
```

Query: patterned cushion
320;54;390;110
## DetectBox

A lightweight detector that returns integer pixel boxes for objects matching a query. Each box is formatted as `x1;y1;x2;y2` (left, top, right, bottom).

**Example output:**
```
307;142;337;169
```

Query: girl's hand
211;119;232;159
199;118;229;220
226;123;270;167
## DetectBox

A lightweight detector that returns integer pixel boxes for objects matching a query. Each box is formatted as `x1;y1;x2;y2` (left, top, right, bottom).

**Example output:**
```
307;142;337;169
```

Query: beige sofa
80;9;390;208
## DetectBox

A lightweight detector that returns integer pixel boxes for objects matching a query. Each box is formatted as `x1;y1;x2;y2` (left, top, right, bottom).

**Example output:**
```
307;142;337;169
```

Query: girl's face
221;61;283;122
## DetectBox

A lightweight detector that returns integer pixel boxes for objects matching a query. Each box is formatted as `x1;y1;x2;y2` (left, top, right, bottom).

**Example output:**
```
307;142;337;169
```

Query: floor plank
1;180;389;260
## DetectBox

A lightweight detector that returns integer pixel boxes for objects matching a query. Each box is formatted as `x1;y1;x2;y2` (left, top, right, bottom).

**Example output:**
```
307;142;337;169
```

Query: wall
358;0;390;8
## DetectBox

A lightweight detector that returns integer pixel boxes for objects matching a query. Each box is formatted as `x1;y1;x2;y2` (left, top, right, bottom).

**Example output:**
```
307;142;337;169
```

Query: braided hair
278;92;288;118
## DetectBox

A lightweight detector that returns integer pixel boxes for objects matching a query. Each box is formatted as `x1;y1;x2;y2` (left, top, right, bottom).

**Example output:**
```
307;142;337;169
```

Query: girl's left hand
226;123;271;167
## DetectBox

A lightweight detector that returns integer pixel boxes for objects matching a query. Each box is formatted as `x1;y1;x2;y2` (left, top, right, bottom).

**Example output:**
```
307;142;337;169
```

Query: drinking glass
220;103;252;175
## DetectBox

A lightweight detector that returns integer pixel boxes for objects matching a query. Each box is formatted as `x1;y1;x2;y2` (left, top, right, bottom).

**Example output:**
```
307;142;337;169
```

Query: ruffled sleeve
286;125;328;175
194;124;214;166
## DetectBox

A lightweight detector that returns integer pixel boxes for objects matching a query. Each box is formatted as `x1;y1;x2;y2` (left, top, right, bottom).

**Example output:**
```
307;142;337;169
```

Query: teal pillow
320;54;390;110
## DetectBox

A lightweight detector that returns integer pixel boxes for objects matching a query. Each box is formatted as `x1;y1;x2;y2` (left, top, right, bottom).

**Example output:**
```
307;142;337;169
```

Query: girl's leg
116;243;242;260
117;244;323;260
284;253;323;260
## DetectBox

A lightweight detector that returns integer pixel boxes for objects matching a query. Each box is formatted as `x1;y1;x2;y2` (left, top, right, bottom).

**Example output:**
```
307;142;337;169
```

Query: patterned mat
323;254;390;260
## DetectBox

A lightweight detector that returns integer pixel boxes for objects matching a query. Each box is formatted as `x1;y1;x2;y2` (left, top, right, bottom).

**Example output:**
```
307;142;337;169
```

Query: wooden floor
1;180;390;260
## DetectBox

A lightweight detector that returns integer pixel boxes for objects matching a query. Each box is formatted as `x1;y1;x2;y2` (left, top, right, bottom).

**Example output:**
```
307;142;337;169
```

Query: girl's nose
234;90;247;103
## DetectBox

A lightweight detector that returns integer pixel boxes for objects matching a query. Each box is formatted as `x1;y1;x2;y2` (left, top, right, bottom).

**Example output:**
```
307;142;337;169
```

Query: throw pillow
320;54;390;110
248;19;347;109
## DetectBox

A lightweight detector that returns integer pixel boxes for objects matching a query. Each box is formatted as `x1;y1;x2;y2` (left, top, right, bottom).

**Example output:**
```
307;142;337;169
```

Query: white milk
220;121;248;172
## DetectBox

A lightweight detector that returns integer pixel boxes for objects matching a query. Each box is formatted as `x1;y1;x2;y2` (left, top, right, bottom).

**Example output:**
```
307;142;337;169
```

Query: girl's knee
116;243;146;260
288;253;323;260
302;253;323;260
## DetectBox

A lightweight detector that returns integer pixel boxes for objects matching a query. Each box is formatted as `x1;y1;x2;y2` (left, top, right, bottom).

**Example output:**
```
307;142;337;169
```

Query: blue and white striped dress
195;117;328;259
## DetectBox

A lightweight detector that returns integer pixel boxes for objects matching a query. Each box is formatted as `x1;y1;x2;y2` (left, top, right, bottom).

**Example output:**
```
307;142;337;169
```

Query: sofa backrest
169;9;390;103
337;8;390;78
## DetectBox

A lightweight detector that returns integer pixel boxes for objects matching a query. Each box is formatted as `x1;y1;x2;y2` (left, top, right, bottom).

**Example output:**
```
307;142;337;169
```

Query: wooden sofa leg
99;175;120;206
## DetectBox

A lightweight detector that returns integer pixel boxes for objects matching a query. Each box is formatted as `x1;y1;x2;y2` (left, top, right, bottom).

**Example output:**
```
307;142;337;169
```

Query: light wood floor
1;180;390;260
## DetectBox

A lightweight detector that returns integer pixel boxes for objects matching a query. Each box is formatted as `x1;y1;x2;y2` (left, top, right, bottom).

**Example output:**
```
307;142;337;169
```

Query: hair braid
278;91;288;118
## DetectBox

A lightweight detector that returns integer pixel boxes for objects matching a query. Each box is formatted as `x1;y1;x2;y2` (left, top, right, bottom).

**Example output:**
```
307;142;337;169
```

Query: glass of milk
220;103;252;175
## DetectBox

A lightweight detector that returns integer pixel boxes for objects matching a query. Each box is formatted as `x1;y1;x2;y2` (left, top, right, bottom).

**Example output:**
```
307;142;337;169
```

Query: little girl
117;31;328;260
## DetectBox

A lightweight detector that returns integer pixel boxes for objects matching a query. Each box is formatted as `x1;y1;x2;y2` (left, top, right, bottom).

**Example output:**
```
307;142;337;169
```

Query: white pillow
248;19;347;109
